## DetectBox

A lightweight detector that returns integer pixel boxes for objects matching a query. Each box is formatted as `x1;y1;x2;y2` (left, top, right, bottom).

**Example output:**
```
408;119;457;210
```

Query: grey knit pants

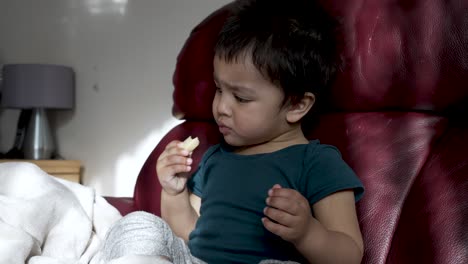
98;211;299;264
97;211;205;264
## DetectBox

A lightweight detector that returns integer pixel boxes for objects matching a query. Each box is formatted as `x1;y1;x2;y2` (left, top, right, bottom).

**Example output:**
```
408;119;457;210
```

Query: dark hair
214;0;341;106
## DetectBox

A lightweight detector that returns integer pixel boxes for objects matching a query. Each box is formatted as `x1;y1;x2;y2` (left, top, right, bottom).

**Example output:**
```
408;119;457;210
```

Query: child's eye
235;95;251;103
216;87;222;93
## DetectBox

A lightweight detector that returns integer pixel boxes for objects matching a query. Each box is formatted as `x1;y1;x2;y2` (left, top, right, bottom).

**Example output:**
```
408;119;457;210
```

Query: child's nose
215;95;231;116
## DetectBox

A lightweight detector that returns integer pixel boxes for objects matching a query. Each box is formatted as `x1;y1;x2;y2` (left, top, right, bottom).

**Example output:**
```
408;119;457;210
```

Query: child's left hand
262;184;313;245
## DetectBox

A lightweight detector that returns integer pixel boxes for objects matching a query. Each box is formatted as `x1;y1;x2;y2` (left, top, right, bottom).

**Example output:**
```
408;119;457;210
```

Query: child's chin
222;136;242;147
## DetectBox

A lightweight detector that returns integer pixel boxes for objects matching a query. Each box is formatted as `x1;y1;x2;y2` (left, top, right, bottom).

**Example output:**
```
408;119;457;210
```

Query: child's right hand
156;140;193;196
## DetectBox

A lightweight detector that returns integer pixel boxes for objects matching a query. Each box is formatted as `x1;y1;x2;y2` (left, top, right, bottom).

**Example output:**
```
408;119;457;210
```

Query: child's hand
156;140;193;196
262;184;313;246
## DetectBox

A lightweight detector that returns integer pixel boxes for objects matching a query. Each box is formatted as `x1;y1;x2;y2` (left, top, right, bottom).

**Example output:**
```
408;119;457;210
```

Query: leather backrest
135;1;468;263
171;0;468;119
321;0;468;113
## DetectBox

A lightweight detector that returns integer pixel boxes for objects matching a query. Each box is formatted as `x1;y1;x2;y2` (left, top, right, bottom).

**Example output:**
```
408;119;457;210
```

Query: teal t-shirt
187;140;364;263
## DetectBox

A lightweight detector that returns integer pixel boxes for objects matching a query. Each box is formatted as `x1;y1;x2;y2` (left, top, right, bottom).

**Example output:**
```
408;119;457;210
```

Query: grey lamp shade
1;64;75;109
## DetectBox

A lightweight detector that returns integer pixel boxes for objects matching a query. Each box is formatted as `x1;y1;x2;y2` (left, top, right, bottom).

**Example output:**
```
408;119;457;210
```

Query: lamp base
23;108;55;160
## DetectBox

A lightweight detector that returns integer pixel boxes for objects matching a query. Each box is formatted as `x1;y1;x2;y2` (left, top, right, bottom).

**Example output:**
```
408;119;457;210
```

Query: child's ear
286;92;315;123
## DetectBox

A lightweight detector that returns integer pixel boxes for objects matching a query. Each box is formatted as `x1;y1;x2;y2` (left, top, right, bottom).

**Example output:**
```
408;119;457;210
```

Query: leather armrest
104;197;138;216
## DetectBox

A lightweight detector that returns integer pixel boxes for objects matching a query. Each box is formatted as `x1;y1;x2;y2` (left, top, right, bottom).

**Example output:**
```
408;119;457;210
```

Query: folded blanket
0;162;122;264
0;162;300;263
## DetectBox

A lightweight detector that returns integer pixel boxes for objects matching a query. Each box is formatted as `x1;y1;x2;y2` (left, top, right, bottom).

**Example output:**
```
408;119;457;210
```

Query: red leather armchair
106;0;468;263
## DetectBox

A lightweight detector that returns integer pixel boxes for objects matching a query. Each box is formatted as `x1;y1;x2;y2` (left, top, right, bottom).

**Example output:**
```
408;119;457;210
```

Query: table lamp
1;64;75;160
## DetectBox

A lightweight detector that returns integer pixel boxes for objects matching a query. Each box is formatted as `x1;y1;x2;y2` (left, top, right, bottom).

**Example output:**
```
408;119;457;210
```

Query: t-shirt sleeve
187;165;204;198
300;143;364;205
187;145;219;198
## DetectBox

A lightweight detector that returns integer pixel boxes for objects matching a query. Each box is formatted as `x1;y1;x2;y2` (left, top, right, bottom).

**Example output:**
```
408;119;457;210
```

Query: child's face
212;56;290;147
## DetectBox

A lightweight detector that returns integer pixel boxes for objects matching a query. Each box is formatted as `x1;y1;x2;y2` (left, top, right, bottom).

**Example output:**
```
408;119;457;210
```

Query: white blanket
0;162;122;264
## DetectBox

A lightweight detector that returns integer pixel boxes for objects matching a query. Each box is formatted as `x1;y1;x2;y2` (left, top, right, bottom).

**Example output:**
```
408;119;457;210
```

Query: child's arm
161;190;200;241
263;185;363;263
157;139;201;241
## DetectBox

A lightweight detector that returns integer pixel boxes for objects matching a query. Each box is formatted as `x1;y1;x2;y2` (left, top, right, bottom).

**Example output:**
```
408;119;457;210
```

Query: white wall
0;0;231;196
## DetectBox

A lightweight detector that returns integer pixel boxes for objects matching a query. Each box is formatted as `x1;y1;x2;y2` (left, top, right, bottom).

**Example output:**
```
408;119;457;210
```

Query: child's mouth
218;125;231;134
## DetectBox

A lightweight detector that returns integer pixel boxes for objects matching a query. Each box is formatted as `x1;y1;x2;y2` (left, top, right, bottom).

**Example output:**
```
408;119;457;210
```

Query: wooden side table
0;160;81;183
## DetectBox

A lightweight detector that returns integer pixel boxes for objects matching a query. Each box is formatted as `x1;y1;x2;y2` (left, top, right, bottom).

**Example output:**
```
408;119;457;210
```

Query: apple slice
181;136;200;152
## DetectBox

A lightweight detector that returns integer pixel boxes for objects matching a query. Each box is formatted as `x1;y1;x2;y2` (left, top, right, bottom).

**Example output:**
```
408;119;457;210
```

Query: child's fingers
263;206;294;227
158;159;192;176
165;140;181;148
266;196;301;216
160;154;193;167
158;143;190;161
268;186;300;199
164;164;192;176
262;217;293;238
158;152;190;166
157;152;193;177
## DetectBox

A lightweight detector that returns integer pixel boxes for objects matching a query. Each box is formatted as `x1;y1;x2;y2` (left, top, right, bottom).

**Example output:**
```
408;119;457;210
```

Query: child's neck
234;125;309;155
